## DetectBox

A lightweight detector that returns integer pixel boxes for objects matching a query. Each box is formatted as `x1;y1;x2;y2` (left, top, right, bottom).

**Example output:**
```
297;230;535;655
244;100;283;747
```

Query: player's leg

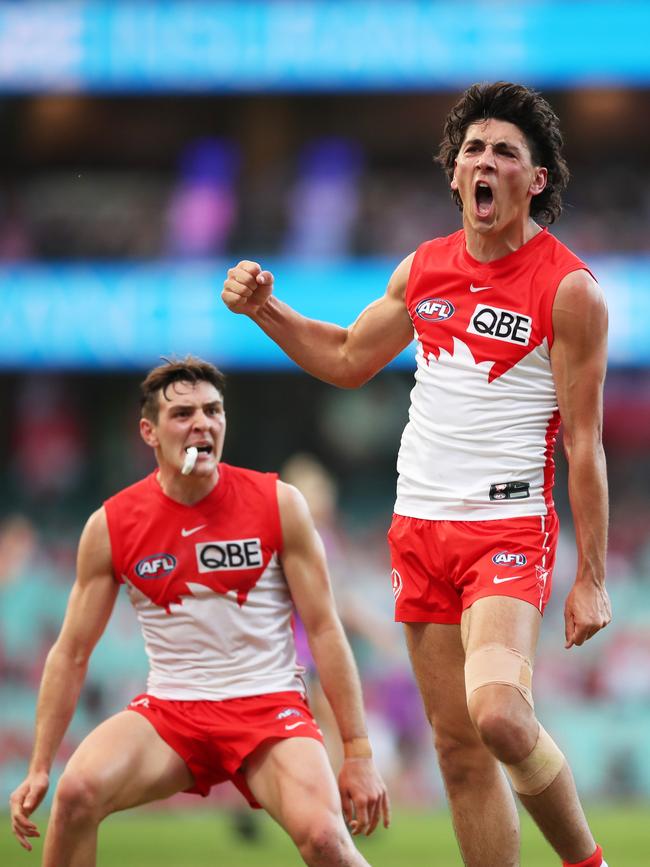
405;621;520;867
244;737;369;867
43;710;193;867
463;595;601;864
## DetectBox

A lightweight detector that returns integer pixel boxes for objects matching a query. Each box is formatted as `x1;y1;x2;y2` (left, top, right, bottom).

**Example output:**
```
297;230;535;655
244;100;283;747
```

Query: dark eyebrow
494;140;521;153
463;137;522;154
170;400;223;411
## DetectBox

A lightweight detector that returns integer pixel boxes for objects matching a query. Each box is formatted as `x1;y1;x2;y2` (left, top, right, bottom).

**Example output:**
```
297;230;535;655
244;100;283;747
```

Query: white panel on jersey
395;336;557;520
125;552;305;700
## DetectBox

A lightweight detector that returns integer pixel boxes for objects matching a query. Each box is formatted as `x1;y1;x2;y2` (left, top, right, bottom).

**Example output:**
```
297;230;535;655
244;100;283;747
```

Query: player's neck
155;466;220;506
464;217;542;263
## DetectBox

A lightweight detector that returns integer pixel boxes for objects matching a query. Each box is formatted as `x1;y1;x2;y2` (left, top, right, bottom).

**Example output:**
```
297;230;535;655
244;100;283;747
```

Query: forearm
251;296;361;387
308;620;369;745
29;643;89;774
566;438;608;586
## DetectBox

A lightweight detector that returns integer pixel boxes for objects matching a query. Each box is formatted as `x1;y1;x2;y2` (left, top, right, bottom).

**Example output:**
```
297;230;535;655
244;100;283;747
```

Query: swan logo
415;298;455;322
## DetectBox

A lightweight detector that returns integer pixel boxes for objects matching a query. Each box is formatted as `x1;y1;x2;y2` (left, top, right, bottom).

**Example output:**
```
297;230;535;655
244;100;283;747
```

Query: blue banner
0;1;648;93
1;256;648;370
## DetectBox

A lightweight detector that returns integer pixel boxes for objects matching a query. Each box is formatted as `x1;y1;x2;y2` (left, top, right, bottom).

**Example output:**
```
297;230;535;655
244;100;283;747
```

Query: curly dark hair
140;355;226;422
436;82;570;225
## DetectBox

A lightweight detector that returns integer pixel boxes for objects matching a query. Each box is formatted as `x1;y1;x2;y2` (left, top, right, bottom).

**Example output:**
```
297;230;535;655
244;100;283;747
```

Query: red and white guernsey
104;464;305;700
395;228;591;520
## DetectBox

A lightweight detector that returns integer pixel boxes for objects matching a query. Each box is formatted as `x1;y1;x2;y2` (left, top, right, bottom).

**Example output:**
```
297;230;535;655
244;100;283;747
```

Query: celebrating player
10;357;389;867
222;82;611;867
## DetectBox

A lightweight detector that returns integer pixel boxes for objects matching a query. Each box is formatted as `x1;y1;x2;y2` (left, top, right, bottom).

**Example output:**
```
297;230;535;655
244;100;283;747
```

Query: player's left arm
277;481;390;835
551;269;612;649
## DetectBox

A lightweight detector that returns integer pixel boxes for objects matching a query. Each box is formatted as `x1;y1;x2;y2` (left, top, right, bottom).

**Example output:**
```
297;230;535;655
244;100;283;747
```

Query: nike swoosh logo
493;574;523;584
181;525;207;537
284;720;307;730
469;283;492;292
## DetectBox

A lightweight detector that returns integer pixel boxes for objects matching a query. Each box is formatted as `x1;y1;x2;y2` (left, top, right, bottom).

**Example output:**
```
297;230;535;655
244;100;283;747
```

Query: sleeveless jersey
395;228;591;520
104;463;305;700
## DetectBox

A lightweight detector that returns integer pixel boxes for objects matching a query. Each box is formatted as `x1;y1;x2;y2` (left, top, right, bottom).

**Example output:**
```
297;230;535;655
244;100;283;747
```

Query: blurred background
1;1;650;862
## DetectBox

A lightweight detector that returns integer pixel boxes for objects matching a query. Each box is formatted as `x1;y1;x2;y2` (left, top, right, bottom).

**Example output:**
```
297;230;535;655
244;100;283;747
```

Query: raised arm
10;507;118;851
551;269;611;649
222;254;415;388
277;481;390;835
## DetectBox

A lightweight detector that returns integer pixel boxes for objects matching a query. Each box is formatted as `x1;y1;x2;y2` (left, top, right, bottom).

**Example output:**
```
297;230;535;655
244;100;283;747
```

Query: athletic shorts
387;512;559;624
126;690;323;807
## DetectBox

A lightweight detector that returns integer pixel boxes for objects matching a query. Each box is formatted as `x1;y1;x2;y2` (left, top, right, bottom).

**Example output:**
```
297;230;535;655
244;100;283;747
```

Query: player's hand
564;579;612;648
222;261;274;316
338;757;390;836
10;771;49;851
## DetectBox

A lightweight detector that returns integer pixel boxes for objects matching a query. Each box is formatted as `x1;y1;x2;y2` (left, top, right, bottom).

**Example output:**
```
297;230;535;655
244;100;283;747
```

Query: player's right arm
221;255;415;388
9;507;118;851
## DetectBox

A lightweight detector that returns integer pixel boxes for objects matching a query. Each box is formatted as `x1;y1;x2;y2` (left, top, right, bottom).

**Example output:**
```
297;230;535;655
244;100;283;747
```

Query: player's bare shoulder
386;251;416;303
553;269;608;332
77;506;113;577
276;480;312;541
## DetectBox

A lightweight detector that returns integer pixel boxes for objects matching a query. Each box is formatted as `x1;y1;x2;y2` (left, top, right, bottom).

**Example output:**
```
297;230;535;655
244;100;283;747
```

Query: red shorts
387;512;558;624
126;690;323;807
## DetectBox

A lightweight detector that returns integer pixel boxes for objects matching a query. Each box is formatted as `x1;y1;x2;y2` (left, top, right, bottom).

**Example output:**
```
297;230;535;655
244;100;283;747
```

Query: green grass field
1;805;647;866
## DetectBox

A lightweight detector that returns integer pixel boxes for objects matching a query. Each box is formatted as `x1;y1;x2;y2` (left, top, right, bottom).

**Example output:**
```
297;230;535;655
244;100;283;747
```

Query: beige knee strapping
504;724;566;796
464;643;534;709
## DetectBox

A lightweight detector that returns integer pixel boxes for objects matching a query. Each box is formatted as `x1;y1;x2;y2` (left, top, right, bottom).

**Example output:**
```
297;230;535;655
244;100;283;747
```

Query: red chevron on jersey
106;465;280;611
407;228;589;383
104;464;303;701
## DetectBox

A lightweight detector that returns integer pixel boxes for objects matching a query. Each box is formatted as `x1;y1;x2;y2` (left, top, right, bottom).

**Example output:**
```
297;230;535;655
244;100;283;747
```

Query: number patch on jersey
195;538;263;572
467;303;532;345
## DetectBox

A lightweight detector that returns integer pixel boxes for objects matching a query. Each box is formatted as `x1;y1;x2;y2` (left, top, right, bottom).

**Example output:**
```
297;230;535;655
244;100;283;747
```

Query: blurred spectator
10;378;87;500
165;138;240;257
283;138;363;258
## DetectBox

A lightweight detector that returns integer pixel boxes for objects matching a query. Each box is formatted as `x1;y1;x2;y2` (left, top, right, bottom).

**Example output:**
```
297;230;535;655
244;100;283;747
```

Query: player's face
451;118;547;235
145;380;226;477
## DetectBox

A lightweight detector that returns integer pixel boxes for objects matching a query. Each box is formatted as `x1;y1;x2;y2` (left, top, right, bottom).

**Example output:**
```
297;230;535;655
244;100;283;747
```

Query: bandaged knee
464;643;535;709
504;724;565;796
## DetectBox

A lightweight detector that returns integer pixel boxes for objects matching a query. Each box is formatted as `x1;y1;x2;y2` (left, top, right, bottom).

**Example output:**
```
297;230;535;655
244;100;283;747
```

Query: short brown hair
140;356;226;422
436;81;570;225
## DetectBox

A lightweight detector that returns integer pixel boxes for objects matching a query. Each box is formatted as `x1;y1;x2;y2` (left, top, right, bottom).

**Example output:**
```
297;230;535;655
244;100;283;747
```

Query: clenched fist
222;261;275;316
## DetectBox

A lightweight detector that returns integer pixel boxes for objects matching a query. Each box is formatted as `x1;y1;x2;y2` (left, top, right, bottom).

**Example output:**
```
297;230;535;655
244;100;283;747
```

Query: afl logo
492;551;527;567
135;553;177;579
415;298;455;322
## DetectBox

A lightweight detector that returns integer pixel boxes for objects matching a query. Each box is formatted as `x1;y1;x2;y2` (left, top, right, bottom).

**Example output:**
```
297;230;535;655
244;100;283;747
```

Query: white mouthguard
181;446;199;475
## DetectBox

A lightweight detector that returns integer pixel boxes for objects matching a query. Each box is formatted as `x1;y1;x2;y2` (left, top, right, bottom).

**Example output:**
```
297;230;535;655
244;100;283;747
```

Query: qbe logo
195;538;263;572
492;551;527;567
467;304;532;345
415;297;455;322
135;553;177;579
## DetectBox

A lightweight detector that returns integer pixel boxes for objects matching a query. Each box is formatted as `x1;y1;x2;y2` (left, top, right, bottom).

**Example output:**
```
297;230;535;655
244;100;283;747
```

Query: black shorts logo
489;482;530;501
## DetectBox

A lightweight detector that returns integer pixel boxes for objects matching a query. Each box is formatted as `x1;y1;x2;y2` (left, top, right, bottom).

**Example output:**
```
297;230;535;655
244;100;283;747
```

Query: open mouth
474;181;494;218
